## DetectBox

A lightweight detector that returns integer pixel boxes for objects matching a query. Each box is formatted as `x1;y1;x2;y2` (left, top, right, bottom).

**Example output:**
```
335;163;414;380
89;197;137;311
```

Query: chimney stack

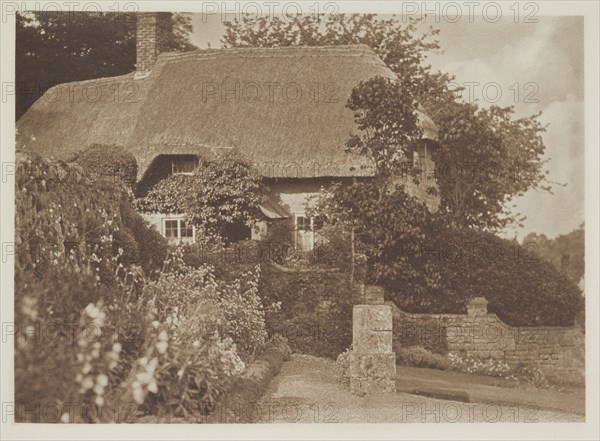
135;12;172;78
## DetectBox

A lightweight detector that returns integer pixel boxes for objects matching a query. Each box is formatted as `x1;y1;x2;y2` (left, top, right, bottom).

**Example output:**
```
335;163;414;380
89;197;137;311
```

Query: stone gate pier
350;286;396;395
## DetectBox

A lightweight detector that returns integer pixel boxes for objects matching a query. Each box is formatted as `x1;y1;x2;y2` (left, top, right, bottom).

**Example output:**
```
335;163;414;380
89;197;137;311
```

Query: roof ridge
47;72;136;88
157;44;378;63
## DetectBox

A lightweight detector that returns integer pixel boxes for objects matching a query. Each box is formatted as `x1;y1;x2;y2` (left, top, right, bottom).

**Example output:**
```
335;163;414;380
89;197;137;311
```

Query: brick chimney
135;12;172;78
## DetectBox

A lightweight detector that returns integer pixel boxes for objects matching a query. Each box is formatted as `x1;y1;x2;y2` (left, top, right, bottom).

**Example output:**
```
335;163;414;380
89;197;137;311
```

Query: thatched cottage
16;12;440;250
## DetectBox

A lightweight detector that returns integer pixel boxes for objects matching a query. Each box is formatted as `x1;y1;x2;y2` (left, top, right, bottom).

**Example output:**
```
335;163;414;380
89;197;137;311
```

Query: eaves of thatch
17;45;438;180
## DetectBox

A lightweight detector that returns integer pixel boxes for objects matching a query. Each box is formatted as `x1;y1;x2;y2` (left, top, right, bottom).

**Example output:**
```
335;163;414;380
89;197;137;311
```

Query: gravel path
256;354;584;423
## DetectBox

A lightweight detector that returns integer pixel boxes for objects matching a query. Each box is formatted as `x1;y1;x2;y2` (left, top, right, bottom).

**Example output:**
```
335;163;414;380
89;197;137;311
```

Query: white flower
112;342;122;353
158;330;168;341
148;357;158;372
96;374;109;387
82;363;92;374
85;303;100;319
192;340;200;349
139;357;148;367
81;376;94;390
136;372;151;384
156;341;168;354
93;384;104;395
60;412;70;423
95;396;105;407
132;387;144;405
151;321;160;330
147;381;158;393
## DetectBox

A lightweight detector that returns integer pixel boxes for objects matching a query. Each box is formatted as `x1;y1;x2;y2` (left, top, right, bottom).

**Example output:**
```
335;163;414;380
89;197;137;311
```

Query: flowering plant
448;352;517;380
125;249;267;416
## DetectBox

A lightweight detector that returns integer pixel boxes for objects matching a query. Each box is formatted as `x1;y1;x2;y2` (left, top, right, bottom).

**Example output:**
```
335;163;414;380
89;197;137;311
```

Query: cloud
438;18;580;111
508;95;584;240
430;18;584;239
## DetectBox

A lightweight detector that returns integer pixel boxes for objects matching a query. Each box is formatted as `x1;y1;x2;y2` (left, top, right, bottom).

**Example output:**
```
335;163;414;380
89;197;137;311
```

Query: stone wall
388;297;584;384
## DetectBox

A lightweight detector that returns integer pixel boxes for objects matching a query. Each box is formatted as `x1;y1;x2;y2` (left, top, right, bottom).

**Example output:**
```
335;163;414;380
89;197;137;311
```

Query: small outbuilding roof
17;45;438;179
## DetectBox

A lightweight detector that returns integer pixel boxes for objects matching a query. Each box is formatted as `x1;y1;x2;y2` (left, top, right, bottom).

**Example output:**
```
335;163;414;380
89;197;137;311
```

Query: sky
188;14;584;241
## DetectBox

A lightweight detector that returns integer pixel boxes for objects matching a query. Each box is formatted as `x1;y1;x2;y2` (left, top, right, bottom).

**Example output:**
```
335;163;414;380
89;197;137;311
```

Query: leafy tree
523;224;585;284
345;76;422;183
223;14;550;231
312;181;431;286
16;11;196;119
134;155;267;243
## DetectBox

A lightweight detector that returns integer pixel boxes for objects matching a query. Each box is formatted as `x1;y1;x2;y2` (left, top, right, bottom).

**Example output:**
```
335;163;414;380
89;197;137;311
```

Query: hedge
259;265;353;359
70;144;138;187
15;152;167;280
384;226;583;327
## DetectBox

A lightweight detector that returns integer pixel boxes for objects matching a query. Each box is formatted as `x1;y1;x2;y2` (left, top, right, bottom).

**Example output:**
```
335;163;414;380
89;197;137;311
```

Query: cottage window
294;215;323;232
163;218;195;240
164;220;179;238
172;158;197;175
296;215;309;231
180;220;194;238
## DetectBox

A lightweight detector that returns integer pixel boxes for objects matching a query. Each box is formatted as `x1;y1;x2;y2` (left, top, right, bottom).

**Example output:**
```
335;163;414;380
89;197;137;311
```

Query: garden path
256;354;584;423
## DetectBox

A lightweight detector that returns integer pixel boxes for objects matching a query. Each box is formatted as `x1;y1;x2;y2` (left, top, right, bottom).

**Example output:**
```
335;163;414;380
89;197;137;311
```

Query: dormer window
171;156;198;175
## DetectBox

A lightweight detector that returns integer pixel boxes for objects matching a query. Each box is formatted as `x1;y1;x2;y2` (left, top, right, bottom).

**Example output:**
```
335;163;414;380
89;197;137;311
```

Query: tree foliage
223;14;550;231
345;76;422;181
16;11;196;119
388;225;583;327
312;181;431;285
523;224;585;284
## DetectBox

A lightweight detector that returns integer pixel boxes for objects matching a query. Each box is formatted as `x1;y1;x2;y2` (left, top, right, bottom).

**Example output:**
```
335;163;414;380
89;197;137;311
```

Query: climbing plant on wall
134;155;267;243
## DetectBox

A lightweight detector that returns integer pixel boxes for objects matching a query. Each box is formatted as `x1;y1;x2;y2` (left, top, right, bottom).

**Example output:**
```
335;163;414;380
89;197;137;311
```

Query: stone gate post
349;286;396;395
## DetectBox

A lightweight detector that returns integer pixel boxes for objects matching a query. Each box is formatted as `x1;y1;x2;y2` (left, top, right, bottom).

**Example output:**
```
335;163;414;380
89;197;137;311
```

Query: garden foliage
14;153;272;421
134;155;267;244
70;144;138;187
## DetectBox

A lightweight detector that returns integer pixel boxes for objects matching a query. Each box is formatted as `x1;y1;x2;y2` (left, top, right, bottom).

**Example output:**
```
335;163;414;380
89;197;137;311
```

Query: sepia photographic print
1;1;598;440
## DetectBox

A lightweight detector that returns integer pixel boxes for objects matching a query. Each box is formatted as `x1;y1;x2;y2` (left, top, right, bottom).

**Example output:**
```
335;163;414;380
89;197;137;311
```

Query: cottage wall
141;212;195;244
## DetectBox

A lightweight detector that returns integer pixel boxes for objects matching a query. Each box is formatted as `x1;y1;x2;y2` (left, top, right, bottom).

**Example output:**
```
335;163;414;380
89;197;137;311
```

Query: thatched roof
17;45;438;179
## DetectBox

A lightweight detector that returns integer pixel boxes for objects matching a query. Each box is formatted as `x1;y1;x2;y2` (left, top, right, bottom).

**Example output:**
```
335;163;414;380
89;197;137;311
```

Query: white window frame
294;213;320;250
162;217;196;242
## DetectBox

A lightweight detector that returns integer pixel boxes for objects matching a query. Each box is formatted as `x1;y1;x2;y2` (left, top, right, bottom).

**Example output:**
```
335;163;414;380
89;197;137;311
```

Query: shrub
134;155;267;244
271;308;352;359
128;310;245;416
395;345;452;370
14;265;137;422
396;316;448;355
70;144;138;187
112;228;140;267
310;223;353;271
16;153;167;284
259;265;353;358
123;251;270;416
335;346;353;388
386;226;584;327
511;363;549;389
119;201;168;278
